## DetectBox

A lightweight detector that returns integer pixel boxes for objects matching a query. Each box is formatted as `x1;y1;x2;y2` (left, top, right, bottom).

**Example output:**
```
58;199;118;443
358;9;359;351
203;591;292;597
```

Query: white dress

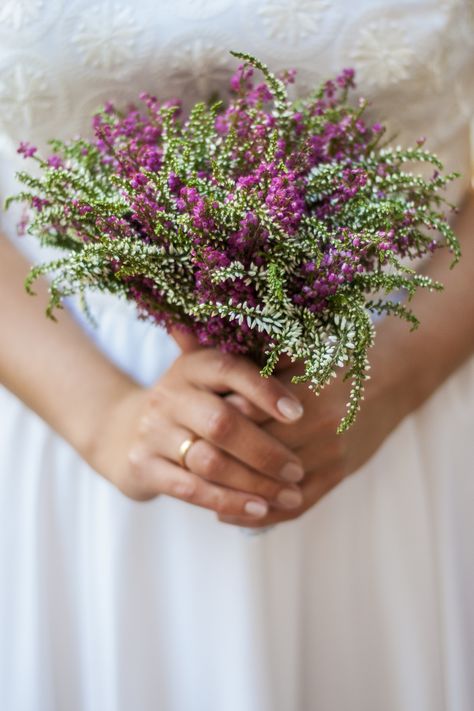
0;2;473;710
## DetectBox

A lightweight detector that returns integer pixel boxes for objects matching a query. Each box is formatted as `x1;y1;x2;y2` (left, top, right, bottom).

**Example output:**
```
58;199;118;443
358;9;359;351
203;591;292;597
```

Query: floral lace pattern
0;57;64;132
0;0;44;30
349;19;416;89
257;0;329;42
71;3;140;76
0;0;63;43
0;1;472;169
173;0;233;20
166;37;234;100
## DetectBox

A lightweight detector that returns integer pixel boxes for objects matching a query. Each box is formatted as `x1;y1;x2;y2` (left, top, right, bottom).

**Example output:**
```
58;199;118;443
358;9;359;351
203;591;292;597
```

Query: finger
185;438;304;510
218;509;294;529
139;455;272;519
219;504;301;528
264;413;342;451
218;464;346;528
182;350;304;424
224;393;270;424
172;388;305;484
138;411;304;506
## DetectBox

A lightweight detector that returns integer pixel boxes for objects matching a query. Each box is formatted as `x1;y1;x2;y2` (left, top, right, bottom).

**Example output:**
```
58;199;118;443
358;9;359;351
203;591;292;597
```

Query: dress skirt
0;292;473;711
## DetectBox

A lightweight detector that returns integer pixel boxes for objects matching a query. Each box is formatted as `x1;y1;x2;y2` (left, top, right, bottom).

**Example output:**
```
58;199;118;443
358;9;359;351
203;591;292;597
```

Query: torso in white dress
0;2;473;710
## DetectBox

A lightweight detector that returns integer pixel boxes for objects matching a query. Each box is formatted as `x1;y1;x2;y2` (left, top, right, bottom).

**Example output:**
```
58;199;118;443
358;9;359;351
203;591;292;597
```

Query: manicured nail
244;501;269;518
279;462;304;482
276;488;304;509
277;397;304;421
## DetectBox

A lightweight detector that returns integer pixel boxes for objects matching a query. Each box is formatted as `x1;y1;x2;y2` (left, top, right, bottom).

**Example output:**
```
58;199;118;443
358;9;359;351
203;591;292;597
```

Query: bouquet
7;52;460;432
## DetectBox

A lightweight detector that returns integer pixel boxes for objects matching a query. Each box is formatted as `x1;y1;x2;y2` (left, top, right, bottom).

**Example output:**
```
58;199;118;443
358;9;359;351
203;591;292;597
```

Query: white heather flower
72;3;138;74
258;0;329;43
350;20;416;89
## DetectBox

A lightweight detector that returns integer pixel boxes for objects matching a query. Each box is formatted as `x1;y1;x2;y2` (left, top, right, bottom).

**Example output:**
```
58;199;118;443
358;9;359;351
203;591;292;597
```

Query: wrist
73;371;143;476
369;316;440;423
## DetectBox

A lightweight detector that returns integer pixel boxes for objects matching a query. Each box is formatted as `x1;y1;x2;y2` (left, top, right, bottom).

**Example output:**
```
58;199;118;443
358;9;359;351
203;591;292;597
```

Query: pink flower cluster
16;56;454;362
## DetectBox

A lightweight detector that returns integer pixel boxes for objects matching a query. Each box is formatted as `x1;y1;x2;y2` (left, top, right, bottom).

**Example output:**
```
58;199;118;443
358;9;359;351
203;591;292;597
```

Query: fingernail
244;501;269;518
276;488;304;509
277;397;304;421
279;462;304;482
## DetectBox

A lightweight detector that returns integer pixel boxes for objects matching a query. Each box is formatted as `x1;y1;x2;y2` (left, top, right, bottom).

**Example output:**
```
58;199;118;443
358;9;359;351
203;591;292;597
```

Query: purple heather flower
130;172;148;189
230;64;254;93
248;82;273;105
11;53;454;389
47;155;64;169
336;68;355;89
168;172;181;192
17;141;37;159
31;196;49;212
279;68;297;85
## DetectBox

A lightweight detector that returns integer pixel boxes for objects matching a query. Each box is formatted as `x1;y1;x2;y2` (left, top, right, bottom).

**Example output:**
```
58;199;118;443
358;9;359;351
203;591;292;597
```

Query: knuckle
206;406;235;441
127;445;147;469
211;492;228;515
172;475;198;502
198;445;223;480
213;351;237;379
137;414;153;436
252;445;280;475
253;476;280;500
226;394;255;419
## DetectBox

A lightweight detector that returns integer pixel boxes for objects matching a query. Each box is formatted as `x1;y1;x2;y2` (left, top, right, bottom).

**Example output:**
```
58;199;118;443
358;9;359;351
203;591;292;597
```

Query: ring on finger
178;434;199;469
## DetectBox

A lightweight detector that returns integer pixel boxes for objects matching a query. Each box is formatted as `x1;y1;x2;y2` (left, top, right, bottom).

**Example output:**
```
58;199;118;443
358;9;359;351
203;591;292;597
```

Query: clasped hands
90;330;409;529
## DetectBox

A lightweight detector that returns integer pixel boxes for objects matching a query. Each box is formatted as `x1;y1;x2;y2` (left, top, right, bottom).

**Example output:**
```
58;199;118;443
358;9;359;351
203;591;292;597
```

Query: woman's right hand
87;348;306;521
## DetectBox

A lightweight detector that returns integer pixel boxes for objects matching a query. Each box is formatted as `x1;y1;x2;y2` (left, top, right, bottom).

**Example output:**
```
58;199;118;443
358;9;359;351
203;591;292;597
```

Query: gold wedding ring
178;435;198;469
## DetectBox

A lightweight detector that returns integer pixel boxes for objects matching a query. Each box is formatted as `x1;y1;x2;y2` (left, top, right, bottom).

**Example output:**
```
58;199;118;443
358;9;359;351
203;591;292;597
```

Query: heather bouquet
7;52;460;432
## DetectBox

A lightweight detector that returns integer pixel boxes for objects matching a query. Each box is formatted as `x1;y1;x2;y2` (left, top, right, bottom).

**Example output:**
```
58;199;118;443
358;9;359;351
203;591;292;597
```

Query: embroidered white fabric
0;2;473;710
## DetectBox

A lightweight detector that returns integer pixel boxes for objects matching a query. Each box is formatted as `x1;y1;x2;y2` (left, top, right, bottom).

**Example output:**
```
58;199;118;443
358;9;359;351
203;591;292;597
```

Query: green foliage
6;52;461;432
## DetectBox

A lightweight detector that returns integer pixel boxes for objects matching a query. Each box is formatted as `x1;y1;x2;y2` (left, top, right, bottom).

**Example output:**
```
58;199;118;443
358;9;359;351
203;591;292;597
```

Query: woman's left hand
175;190;474;529
218;332;415;529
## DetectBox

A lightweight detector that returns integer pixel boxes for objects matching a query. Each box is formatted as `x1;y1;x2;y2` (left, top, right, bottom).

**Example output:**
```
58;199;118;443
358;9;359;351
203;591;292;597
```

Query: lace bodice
1;0;473;251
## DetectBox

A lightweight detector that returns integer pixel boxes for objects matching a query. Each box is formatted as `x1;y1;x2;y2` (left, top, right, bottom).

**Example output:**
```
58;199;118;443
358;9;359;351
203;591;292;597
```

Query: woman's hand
218;189;474;528
217;341;412;528
87;348;307;521
0;236;304;522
